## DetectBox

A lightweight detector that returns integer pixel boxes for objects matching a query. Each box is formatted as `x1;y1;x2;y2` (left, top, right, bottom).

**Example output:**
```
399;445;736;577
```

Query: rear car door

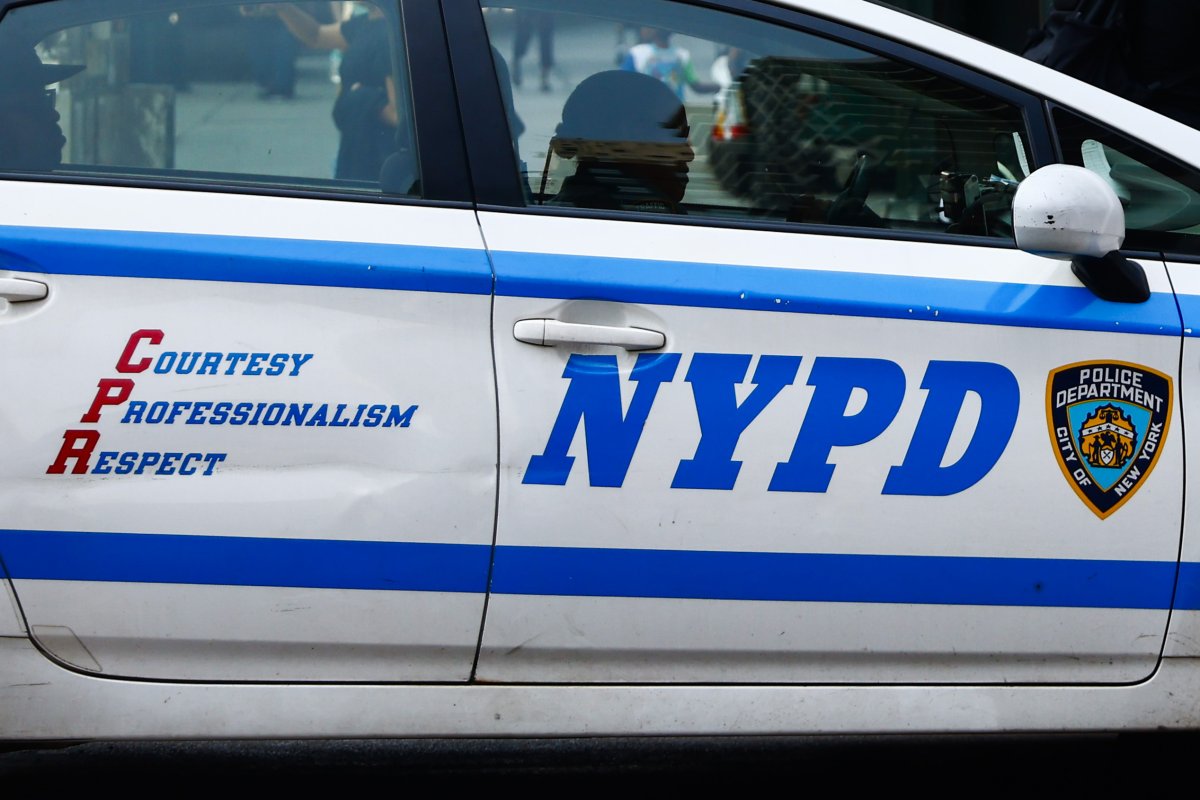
0;0;495;681
456;0;1184;683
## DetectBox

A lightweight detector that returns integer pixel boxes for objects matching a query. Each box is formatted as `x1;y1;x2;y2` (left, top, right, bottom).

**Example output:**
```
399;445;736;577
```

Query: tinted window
1054;106;1200;256
480;0;1032;239
0;1;420;195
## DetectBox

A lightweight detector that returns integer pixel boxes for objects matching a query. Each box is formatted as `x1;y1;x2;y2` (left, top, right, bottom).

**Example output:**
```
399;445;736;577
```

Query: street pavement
174;54;340;180
3;733;1197;788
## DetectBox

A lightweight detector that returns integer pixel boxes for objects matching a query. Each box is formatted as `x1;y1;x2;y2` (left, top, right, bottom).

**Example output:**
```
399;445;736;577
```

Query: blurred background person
511;9;554;92
620;27;718;100
259;2;398;179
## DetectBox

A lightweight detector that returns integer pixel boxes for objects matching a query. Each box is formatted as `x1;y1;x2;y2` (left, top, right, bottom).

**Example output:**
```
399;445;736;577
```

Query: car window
0;0;419;196
1053;106;1200;257
479;0;1032;239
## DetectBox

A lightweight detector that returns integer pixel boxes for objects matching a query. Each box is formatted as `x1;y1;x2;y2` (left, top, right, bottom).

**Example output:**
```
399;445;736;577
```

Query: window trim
406;0;473;202
441;0;525;207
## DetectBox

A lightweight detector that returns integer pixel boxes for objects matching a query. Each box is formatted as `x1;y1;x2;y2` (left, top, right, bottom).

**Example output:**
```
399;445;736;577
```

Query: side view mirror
1013;164;1149;303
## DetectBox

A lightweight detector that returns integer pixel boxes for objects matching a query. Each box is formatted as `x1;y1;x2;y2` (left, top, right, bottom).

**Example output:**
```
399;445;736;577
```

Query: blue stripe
1170;293;1200;338
0;530;491;593
0;225;493;295
0;225;1182;336
0;529;1190;610
493;250;1181;336
491;546;1177;610
1176;562;1200;610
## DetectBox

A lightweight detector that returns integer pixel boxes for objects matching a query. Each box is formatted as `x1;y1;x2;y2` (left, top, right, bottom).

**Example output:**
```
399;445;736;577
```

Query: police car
2;0;1200;742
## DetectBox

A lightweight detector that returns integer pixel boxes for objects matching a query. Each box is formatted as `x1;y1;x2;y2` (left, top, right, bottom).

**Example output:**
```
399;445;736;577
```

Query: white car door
1047;104;1200;665
0;0;496;681
462;0;1183;683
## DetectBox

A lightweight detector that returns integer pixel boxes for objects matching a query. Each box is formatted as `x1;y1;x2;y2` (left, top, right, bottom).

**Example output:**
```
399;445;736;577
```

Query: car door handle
0;277;49;302
514;319;666;351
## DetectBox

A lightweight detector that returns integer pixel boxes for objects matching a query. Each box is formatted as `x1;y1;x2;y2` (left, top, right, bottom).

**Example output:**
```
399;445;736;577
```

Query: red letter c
116;329;164;373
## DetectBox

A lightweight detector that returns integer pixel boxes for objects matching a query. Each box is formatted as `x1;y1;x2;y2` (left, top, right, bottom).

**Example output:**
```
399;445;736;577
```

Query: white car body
3;0;1200;740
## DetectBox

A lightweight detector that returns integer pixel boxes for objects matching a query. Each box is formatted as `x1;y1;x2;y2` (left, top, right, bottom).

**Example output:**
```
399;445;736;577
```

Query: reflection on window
0;1;419;196
1055;108;1200;254
482;0;1030;239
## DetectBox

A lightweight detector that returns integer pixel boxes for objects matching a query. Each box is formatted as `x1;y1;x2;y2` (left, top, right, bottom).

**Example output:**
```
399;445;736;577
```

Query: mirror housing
1013;164;1148;303
1013;164;1125;258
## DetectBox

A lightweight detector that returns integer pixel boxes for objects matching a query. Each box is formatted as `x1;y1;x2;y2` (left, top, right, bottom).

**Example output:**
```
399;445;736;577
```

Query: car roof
777;0;1200;168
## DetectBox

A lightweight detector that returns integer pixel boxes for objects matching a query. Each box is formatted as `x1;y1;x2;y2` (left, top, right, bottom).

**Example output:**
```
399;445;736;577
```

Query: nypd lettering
47;329;418;478
524;352;1020;495
1047;361;1171;518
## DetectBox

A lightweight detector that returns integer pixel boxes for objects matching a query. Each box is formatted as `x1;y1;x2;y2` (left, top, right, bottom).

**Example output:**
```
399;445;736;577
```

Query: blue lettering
175;352;199;375
769;357;905;493
245;353;268;376
145;401;168;424
133;452;162;475
672;354;802;490
266;353;289;376
210;402;232;425
261;403;285;425
883;361;1019;496
166;401;191;424
284;403;311;425
122;401;147;423
224;353;249;375
154;352;176;374
289;353;314;376
187;402;213;425
525;353;681;487
156;452;183;475
384;404;417;428
362;405;385;427
89;451;225;476
197;352;222;376
229;402;252;425
116;452;137;474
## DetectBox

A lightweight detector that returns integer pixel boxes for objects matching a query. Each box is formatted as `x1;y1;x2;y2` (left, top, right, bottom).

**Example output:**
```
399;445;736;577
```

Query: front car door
456;0;1183;683
1047;103;1200;667
0;0;495;681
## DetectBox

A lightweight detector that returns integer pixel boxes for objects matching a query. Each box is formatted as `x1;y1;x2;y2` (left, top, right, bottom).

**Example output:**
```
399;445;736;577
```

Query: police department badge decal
1047;361;1171;519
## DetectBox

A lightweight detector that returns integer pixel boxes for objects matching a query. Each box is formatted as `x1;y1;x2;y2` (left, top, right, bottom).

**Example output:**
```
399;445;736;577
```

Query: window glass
1054;107;1200;256
480;0;1031;239
0;1;419;195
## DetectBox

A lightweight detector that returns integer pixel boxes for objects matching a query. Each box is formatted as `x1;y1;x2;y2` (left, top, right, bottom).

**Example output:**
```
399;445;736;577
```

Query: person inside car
546;70;694;214
0;46;81;172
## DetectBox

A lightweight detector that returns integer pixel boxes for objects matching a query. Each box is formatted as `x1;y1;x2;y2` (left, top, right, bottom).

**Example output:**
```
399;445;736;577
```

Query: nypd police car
2;0;1200;741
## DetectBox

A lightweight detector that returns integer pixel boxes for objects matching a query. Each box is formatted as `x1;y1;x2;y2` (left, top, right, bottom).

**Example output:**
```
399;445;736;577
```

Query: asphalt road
3;733;1196;789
